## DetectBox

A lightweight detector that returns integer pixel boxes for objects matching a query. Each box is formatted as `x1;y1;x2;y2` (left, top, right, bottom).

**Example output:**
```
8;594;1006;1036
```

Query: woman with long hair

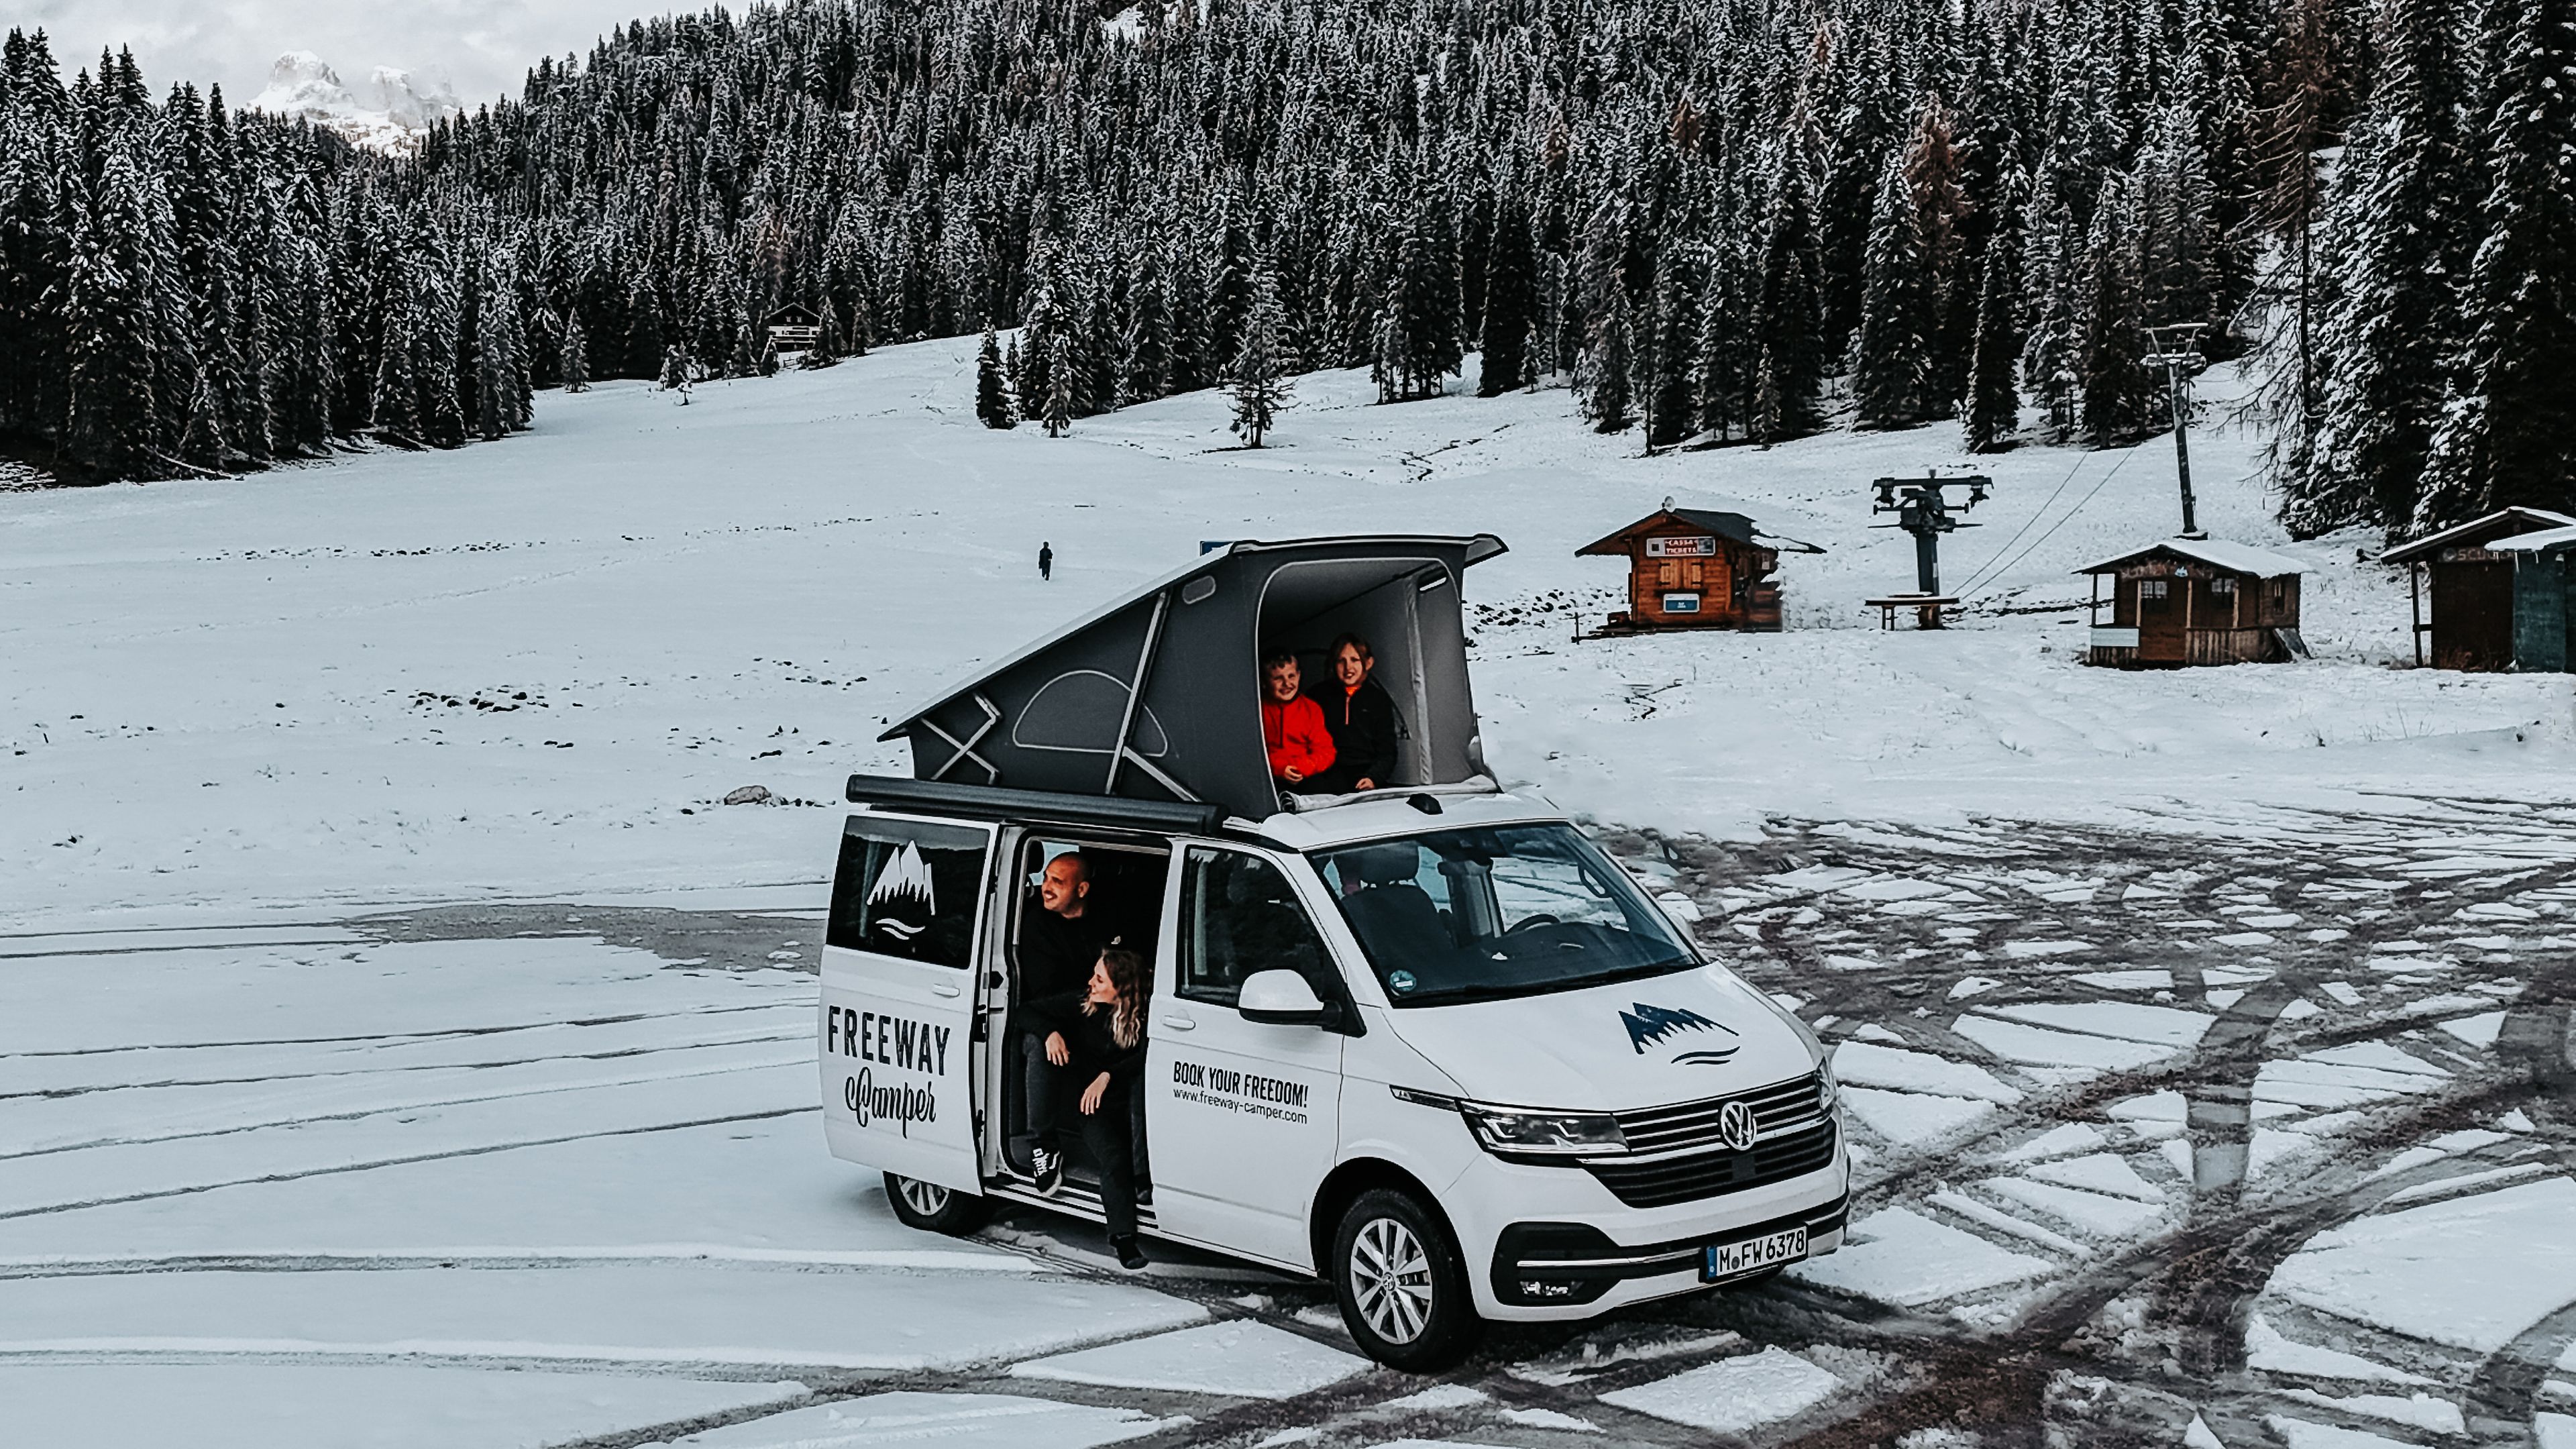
1023;947;1152;1269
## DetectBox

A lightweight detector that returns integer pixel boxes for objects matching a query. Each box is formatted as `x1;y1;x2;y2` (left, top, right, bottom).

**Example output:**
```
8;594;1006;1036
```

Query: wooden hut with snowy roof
1576;498;1822;634
2484;520;2576;673
765;303;822;352
2378;507;2576;670
872;534;1508;820
2076;538;2307;667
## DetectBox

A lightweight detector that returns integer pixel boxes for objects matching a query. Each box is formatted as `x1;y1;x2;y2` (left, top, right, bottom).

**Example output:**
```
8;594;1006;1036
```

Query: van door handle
1160;1014;1196;1031
930;983;962;999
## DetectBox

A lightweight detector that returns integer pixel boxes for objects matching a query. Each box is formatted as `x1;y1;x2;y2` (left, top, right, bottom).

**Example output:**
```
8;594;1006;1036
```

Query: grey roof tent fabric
879;535;1508;821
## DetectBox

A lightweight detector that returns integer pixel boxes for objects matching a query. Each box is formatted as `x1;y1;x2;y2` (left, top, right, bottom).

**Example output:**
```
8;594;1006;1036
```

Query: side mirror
1238;969;1336;1028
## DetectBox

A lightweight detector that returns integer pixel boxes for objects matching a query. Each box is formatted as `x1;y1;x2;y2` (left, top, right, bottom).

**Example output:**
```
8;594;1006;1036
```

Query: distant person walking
1039;542;1053;581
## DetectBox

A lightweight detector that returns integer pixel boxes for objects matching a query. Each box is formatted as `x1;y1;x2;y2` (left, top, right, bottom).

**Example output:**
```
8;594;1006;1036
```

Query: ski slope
3;336;2567;934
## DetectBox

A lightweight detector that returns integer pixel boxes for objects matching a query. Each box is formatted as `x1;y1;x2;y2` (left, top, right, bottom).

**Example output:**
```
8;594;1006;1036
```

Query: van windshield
1313;824;1695;1007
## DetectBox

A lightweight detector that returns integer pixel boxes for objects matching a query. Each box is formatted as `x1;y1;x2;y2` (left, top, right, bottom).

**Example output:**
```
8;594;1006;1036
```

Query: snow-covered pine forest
1;0;2571;536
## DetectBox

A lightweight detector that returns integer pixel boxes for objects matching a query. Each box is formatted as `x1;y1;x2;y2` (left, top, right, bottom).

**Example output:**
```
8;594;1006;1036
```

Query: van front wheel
1331;1188;1481;1371
883;1173;991;1235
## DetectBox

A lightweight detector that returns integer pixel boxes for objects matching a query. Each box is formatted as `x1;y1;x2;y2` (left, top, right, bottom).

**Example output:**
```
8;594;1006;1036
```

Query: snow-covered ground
5;338;2572;1447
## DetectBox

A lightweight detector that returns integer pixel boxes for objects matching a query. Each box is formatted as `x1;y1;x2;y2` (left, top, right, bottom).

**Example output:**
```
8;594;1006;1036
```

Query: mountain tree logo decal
865;842;937;942
1619;1002;1740;1065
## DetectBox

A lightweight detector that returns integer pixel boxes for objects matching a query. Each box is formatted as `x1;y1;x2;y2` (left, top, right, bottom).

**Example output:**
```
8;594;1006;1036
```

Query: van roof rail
845;773;1232;836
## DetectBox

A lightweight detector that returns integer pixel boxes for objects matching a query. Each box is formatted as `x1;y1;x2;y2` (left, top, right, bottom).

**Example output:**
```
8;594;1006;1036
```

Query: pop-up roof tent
875;535;1507;822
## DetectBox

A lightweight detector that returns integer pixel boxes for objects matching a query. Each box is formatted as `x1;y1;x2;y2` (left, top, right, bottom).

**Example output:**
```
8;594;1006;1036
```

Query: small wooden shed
2076;538;2307;667
2377;507;2576;670
2487;521;2576;672
765;303;822;352
1577;502;1821;633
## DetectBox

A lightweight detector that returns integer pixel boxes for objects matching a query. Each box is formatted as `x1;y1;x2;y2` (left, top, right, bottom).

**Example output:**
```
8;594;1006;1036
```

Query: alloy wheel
1350;1216;1434;1344
897;1177;951;1218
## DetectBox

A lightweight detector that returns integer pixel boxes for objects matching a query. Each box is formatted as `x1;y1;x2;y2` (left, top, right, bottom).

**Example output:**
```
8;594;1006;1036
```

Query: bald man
1014;853;1138;1182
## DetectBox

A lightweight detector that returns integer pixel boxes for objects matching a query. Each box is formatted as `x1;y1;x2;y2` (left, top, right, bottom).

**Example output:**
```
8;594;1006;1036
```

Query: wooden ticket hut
1577;500;1821;633
2077;538;2307;667
2377;506;2576;669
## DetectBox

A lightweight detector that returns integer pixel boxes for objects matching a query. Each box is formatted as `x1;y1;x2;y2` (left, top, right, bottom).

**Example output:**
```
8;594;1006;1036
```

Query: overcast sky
18;0;643;106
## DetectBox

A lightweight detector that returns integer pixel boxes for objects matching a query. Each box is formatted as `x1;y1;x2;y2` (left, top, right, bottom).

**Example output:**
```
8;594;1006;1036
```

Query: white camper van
819;537;1846;1369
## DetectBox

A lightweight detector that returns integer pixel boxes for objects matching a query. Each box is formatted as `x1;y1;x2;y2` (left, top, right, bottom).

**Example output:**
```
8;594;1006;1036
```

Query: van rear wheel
1331;1187;1481;1371
883;1173;991;1235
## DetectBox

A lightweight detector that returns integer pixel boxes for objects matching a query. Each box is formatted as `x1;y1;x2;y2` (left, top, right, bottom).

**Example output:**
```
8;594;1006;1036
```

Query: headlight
1816;1055;1840;1114
1460;1103;1627;1156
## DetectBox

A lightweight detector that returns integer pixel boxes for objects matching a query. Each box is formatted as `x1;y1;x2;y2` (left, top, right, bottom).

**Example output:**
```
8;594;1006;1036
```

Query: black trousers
1031;1069;1142;1240
1021;1032;1150;1189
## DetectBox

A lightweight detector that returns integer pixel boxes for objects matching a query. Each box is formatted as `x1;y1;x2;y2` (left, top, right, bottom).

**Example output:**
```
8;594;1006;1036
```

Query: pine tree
1229;267;1293;447
1854;148;1939;429
2079;178;2157;445
1017;280;1063;415
561;309;589;392
1752;158;1825;441
1080;284;1117;418
1477;189;1536;397
801;301;841;368
1587;285;1635;433
2251;0;2349;494
1691;239;1752;441
2297;0;2475;533
1121;259;1171;408
1043;332;1073;437
1964;210;2024;453
2021;189;2084;442
1643;243;1699;449
62;149;165;478
1902;99;1972;413
1379;187;1463;400
624;276;665;380
2416;0;2576;523
975;323;1015;429
372;297;422;445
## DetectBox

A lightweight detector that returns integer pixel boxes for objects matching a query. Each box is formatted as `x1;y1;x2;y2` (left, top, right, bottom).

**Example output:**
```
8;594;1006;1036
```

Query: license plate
1703;1226;1807;1281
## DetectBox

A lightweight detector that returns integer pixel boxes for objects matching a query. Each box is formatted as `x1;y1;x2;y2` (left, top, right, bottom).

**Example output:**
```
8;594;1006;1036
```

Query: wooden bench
1865;594;1960;630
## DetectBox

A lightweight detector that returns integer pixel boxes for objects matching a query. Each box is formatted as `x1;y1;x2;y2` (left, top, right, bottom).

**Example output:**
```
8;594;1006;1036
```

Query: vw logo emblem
1717;1101;1758;1152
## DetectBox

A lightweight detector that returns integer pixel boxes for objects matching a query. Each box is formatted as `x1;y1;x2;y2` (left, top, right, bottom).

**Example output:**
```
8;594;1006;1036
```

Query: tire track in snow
0;999;795;1061
0;1024;807;1102
0;1049;812;1163
0;1105;809;1222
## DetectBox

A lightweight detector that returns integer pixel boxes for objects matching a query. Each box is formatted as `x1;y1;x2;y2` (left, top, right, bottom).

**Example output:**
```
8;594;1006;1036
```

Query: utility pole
2142;322;2206;539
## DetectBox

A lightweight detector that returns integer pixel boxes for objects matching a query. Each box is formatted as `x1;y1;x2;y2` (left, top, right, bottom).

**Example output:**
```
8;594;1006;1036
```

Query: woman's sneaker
1032;1146;1063;1195
1112;1236;1148;1271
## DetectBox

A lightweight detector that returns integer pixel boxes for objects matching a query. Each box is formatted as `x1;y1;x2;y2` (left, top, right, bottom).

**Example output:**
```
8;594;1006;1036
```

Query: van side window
824;819;989;968
1178;849;1330;1008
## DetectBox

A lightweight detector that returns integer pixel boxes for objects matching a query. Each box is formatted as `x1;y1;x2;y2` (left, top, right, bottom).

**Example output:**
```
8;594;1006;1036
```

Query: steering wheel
1503;914;1562;934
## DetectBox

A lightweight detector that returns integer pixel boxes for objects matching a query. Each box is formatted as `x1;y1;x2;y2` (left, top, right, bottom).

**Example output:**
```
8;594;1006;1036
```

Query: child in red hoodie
1260;651;1336;790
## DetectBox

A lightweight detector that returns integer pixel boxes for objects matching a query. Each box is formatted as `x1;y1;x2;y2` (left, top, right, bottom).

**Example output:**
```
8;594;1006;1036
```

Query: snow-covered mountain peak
248;50;462;153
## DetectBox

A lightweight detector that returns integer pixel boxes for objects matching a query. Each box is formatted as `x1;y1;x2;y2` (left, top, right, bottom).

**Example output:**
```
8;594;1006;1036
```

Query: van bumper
1450;1132;1852;1321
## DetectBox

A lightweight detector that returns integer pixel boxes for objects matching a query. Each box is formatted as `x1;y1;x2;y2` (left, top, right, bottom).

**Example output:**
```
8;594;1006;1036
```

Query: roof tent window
1256;557;1464;794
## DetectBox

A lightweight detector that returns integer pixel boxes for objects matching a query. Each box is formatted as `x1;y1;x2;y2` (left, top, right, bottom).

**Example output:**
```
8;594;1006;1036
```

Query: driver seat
1337;843;1452;968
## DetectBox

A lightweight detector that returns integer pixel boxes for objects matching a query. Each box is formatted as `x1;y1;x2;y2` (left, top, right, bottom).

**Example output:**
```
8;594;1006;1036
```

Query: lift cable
1958;439;2151;600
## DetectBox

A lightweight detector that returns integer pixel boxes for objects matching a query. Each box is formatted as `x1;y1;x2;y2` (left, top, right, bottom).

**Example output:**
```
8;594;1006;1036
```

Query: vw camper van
820;536;1847;1369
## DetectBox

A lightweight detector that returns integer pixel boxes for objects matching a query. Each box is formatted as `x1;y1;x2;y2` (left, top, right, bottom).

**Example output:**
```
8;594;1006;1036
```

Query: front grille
1614;1072;1824;1156
1584;1118;1840;1208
